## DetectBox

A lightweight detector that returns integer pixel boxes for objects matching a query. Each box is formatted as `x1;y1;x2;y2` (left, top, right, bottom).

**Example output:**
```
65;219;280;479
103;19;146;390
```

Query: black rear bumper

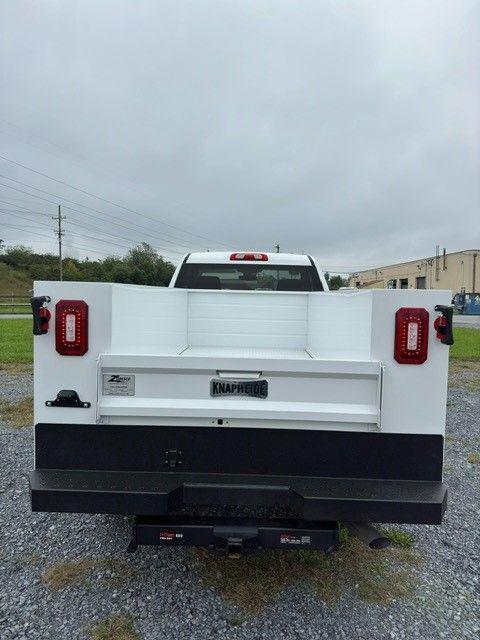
30;468;447;524
31;423;447;524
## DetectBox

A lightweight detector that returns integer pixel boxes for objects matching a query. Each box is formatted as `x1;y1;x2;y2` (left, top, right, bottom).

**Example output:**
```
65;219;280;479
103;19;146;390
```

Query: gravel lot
0;367;479;640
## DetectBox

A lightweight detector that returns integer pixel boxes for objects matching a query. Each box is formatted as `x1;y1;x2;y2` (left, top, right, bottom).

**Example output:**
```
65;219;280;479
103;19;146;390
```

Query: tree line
0;242;176;287
0;242;349;290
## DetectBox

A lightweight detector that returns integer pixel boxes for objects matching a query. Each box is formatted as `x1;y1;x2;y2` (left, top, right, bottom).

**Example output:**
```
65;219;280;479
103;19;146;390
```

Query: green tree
325;272;349;290
0;243;175;287
2;245;35;269
124;243;175;286
63;259;84;281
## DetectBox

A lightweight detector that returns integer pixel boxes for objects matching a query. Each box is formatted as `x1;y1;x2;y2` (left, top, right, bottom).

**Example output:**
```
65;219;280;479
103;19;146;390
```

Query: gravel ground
0;367;479;640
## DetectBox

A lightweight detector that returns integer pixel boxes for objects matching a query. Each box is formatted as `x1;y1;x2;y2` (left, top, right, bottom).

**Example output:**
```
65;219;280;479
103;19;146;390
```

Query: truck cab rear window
174;264;323;291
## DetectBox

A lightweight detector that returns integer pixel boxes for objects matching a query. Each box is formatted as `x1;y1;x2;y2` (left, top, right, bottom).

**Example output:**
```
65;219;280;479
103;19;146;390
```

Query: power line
2;205;182;263
0;209;384;271
0;174;199;250
0;118;197;231
0;217;46;231
0;201;384;271
0;221;57;237
63;209;185;255
63;207;185;255
0;209;50;218
0;199;49;214
0;221;122;258
0;117;218;253
0;154;229;247
63;216;182;258
0;173;194;246
0;210;136;252
0;180;59;205
67;230;137;252
66;219;153;250
0;181;186;255
0;209;173;256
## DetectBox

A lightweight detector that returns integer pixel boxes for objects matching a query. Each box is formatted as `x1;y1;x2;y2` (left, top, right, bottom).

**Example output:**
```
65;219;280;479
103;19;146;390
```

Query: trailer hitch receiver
226;537;244;558
126;517;339;553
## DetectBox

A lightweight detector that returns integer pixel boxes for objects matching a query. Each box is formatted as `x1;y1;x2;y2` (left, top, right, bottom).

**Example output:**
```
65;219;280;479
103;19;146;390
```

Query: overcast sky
0;0;479;270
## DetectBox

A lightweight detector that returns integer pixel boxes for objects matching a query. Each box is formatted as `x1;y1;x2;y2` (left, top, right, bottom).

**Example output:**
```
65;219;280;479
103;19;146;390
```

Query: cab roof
185;252;312;266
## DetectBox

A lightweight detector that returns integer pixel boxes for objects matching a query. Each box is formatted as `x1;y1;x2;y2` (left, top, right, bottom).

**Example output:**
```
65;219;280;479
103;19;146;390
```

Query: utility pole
275;243;280;253
53;205;66;280
473;253;477;294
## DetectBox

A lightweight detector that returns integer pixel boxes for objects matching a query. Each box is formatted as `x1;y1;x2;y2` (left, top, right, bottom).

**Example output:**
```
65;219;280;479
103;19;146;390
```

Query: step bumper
30;469;447;524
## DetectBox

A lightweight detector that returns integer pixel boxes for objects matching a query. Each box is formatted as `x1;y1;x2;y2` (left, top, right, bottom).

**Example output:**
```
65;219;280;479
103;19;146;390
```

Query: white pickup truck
29;251;454;552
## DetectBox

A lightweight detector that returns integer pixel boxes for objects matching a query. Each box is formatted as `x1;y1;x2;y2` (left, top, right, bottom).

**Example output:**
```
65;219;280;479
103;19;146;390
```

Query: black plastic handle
434;305;454;346
30;296;51;335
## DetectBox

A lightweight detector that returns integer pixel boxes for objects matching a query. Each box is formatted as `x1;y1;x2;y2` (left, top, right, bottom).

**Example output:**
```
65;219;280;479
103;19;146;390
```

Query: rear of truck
29;272;453;551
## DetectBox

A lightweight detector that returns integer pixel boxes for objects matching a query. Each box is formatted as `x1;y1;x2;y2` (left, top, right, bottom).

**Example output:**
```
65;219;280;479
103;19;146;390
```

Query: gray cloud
0;0;478;270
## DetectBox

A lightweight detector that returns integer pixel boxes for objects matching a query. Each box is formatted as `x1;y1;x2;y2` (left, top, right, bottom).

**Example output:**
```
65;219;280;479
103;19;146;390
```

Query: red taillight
230;252;268;261
39;306;51;332
394;307;429;364
55;300;88;356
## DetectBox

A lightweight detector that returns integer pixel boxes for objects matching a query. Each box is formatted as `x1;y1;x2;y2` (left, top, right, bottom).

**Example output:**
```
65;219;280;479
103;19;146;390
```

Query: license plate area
210;378;268;399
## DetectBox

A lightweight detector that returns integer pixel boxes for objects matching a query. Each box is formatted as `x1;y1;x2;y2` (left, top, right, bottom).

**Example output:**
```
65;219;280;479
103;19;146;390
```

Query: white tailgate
97;353;383;431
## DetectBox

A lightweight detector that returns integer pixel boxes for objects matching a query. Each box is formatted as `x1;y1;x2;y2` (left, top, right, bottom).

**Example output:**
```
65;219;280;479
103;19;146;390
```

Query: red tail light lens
394;307;429;364
230;252;268;261
55;300;88;356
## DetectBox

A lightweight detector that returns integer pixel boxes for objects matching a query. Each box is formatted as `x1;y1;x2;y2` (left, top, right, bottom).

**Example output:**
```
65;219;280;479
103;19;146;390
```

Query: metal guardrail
0;294;31;313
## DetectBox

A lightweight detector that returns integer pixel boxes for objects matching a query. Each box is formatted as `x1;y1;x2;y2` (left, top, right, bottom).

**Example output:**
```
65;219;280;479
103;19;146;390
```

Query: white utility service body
29;252;453;551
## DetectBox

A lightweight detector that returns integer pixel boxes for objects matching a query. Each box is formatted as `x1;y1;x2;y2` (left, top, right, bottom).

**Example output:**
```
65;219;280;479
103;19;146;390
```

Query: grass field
0;304;31;315
0;262;32;295
449;327;480;361
0;320;478;367
0;319;33;365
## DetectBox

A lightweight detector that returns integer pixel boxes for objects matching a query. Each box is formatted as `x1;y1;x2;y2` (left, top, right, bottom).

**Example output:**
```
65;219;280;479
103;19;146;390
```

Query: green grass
0;304;31;315
0;396;33;428
0;262;32;296
0;319;32;365
87;615;139;640
380;527;414;548
194;537;420;612
42;556;137;590
467;452;480;465
450;327;480;361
